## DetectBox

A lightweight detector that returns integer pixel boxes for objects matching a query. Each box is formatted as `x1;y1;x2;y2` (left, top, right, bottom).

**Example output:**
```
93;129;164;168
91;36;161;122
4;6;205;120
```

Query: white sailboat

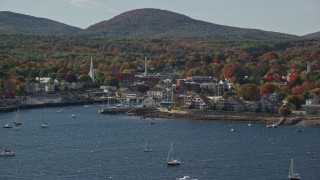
288;158;300;180
143;141;152;152
40;106;48;128
0;125;15;157
12;108;22;130
167;140;180;166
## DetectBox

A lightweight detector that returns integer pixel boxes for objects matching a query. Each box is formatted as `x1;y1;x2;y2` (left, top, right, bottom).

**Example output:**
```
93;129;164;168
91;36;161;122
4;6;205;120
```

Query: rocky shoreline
142;108;320;127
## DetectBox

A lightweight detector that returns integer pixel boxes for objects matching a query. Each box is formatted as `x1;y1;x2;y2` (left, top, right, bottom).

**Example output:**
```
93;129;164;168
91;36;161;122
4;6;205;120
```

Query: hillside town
1;57;320;122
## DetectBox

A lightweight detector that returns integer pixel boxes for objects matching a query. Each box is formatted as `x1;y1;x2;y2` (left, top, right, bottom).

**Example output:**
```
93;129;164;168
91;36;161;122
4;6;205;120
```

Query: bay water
0;106;319;179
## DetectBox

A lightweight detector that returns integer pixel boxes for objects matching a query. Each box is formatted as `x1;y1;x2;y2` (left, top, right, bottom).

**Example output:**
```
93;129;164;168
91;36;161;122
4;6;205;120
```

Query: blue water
0;106;319;180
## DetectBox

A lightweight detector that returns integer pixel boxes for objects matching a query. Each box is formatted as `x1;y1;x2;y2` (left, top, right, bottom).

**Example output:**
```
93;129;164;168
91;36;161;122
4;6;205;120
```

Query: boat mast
167;140;173;161
289;158;294;178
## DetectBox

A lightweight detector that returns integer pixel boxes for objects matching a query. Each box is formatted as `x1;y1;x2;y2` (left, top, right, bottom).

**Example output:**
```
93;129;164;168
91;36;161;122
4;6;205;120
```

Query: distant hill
0;11;81;36
303;31;320;39
84;8;297;40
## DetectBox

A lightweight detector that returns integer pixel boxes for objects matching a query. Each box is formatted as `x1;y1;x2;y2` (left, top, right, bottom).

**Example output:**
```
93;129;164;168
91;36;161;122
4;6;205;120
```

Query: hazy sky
0;0;319;36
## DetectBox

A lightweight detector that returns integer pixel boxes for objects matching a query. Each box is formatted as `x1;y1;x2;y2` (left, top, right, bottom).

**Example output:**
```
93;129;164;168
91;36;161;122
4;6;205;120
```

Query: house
45;84;55;92
215;100;225;110
119;88;143;99
199;95;214;109
149;86;164;100
224;96;246;111
34;83;46;93
187;76;212;83
100;86;117;93
259;96;281;113
306;98;320;115
187;94;212;109
246;101;259;112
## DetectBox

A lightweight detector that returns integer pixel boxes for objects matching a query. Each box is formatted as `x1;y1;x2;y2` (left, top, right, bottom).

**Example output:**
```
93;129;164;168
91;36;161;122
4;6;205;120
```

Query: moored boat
167;140;180;166
288;158;301;180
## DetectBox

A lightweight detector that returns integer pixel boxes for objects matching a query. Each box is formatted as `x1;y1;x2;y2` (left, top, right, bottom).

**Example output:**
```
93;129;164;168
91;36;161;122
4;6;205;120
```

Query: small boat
3;124;13;128
143;141;152;152
0;149;16;157
12;108;22;127
167;140;180;166
266;124;277;128
294;128;304;133
56;108;64;113
125;110;135;116
71;114;77;118
41;122;48;128
288;158;301;180
1;125;15;157
176;176;198;180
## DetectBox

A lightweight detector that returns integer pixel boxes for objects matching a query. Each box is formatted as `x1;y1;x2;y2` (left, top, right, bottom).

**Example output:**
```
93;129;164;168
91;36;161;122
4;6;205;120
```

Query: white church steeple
307;63;311;73
144;56;147;76
88;58;95;82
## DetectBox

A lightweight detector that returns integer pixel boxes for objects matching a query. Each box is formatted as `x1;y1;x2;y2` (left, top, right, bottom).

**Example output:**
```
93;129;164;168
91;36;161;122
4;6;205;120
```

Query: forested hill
84;8;297;40
0;9;303;40
0;11;82;36
303;31;320;39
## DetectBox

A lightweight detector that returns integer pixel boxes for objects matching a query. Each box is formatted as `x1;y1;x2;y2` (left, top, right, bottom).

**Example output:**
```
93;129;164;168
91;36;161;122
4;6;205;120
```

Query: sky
0;0;319;36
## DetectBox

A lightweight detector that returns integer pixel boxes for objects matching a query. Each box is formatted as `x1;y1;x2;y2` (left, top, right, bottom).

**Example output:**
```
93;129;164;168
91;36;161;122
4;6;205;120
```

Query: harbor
0;106;319;179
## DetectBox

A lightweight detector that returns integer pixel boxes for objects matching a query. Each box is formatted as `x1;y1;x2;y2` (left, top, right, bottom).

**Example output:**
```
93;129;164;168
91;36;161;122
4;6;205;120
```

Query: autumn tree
65;71;78;83
237;84;260;101
260;83;277;97
278;106;291;117
286;95;304;110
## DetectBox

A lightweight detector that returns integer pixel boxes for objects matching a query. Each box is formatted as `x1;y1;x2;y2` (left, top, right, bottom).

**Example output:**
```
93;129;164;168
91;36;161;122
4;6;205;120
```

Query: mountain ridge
303;31;320;38
0;11;82;36
82;8;298;40
1;9;318;40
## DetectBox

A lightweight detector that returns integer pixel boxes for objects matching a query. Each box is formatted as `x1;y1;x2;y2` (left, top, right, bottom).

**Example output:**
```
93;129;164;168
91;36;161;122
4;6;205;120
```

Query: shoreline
141;108;320;127
0;100;101;113
2;103;320;127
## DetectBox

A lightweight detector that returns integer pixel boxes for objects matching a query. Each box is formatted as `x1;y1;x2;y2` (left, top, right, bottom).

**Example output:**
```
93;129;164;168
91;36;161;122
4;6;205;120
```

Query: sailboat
0;125;15;157
12;107;22;130
40;106;48;128
167;140;180;166
143;141;152;152
288;158;301;180
83;97;90;108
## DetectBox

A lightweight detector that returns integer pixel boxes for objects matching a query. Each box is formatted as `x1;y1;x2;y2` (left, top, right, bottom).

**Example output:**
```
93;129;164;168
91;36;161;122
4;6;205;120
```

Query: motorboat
0;149;15;157
41;122;48;128
176;176;198;180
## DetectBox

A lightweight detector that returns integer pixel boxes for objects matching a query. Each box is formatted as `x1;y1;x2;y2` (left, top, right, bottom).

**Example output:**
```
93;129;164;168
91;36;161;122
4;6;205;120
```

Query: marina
0;106;319;179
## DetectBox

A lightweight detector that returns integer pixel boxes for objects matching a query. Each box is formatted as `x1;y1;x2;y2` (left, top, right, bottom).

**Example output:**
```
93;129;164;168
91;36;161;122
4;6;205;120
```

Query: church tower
144;56;147;76
88;58;95;82
307;63;311;73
